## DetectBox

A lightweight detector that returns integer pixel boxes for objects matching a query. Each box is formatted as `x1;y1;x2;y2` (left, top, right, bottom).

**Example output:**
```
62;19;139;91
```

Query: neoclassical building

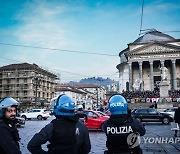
117;30;180;92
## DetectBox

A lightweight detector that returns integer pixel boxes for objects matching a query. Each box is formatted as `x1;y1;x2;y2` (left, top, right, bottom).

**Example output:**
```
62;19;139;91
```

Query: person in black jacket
75;104;88;123
0;97;21;154
103;94;146;154
27;94;91;154
174;104;180;137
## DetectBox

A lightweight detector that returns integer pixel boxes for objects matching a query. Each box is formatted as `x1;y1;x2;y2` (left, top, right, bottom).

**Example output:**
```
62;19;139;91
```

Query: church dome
133;29;175;43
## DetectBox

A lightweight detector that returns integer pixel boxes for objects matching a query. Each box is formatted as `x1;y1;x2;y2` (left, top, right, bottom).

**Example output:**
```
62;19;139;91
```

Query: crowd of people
121;90;160;100
169;90;180;98
120;90;180;100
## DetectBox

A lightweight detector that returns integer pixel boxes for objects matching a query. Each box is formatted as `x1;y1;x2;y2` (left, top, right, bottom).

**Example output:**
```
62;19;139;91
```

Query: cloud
144;1;180;14
14;1;69;48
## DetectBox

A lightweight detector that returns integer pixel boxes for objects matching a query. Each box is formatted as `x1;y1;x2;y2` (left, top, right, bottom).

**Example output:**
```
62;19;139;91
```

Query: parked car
104;110;111;116
131;108;173;124
160;107;177;119
84;110;109;130
15;116;25;127
96;111;107;116
20;109;50;120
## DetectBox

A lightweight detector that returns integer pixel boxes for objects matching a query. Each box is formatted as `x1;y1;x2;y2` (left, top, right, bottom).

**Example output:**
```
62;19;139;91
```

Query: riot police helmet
0;97;20;118
108;94;128;115
53;94;75;116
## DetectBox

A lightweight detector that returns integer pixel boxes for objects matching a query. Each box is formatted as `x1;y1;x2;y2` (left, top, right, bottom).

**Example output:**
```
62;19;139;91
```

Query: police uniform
27;94;91;154
174;107;180;137
103;94;146;154
28;116;91;154
0;119;21;154
0;97;21;154
103;115;145;154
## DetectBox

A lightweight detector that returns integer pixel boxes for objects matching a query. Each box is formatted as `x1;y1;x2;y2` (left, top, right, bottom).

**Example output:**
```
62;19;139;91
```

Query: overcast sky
0;0;179;83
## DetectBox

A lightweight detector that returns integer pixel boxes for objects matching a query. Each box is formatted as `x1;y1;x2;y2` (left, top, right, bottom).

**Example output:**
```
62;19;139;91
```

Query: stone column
172;59;177;90
160;60;165;81
149;61;154;91
128;62;132;91
138;61;143;91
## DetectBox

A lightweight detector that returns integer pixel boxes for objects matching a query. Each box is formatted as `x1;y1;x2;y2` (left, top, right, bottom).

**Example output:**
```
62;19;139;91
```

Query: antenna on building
139;0;144;36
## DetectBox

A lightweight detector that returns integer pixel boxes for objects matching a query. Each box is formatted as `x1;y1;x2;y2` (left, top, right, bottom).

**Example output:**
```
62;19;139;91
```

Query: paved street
18;116;180;154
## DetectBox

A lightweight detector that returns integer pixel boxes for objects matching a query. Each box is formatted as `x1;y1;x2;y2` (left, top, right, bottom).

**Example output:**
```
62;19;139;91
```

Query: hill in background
69;77;119;90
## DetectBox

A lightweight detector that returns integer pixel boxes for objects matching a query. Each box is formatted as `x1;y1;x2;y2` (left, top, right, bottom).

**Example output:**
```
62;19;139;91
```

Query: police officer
0;97;21;154
27;94;91;154
103;94;146;154
174;104;180;137
75;104;87;123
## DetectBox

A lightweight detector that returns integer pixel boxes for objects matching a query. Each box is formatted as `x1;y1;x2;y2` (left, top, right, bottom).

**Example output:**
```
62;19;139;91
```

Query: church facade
117;30;180;93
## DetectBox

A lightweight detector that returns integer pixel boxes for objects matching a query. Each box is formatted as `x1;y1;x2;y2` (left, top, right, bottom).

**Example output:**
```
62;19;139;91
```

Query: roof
0;63;34;70
133;30;175;44
0;63;57;78
126;42;180;56
56;84;100;89
55;87;87;94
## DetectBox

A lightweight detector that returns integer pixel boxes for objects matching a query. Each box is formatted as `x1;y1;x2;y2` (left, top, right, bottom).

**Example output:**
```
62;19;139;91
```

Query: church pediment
127;42;180;56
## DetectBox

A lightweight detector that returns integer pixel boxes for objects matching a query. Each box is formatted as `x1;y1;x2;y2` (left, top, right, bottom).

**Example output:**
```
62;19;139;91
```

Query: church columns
127;58;178;92
172;59;177;90
138;61;143;91
149;61;154;91
128;62;132;91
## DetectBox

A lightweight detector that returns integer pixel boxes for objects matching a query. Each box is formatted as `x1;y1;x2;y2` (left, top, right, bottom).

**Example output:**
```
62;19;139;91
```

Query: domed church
117;29;180;93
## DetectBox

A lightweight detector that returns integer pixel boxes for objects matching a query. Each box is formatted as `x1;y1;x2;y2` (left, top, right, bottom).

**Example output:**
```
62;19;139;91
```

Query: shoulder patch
76;128;80;135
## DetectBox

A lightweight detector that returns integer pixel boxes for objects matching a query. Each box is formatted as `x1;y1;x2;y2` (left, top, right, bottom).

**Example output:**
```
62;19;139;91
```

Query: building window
7;79;11;84
24;85;28;89
24;78;27;83
6;91;10;96
6;73;11;77
24;91;27;96
16;91;19;97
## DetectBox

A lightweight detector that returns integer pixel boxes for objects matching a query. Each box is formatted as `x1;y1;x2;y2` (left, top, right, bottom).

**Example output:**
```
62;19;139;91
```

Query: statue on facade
133;78;142;90
160;66;168;81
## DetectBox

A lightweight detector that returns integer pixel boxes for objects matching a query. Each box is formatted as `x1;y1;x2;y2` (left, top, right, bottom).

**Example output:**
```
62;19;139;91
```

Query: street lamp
34;76;43;107
96;87;98;108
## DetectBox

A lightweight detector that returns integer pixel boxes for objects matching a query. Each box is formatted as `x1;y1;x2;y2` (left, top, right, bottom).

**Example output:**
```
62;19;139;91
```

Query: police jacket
174;107;180;124
103;114;146;153
27;116;91;154
0;118;21;154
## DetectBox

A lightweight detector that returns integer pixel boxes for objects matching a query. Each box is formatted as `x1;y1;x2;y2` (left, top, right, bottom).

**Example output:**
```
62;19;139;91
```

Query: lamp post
34;76;43;107
96;87;98;108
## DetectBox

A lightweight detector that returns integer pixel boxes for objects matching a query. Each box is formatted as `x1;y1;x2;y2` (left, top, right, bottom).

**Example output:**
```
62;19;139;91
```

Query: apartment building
0;63;57;108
